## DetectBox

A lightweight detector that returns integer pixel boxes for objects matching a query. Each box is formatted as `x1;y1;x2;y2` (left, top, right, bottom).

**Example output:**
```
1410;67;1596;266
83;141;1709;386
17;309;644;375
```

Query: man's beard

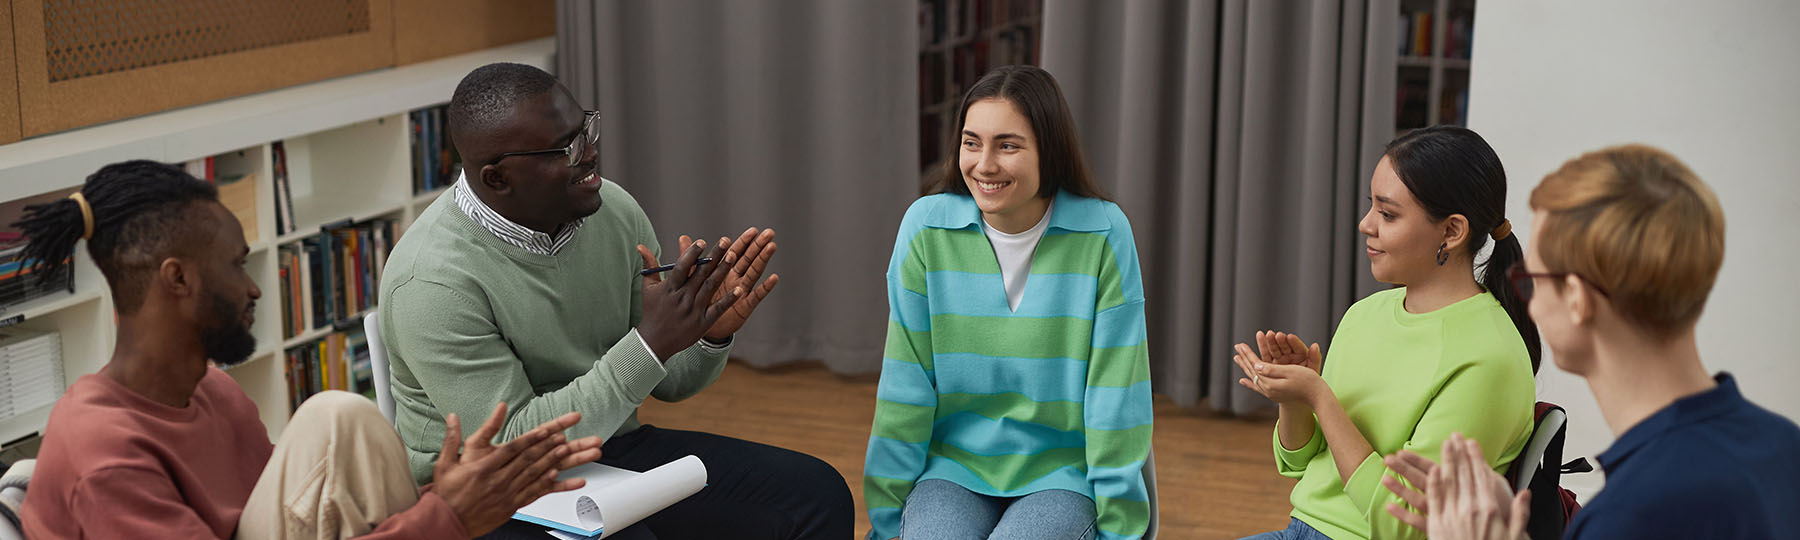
202;291;257;368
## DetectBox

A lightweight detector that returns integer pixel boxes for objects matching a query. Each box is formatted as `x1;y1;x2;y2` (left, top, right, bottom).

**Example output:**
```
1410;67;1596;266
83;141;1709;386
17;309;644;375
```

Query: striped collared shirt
453;175;584;256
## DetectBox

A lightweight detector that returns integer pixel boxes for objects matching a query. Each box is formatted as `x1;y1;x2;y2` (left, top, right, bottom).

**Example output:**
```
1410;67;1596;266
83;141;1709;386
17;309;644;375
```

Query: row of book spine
411;106;461;195
918;21;1037;170
0;232;72;310
919;0;1040;47
276;219;397;339
283;328;373;411
1398;9;1474;59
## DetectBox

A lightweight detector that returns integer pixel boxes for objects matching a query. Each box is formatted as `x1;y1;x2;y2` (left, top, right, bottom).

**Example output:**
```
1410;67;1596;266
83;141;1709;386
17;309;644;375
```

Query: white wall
1468;0;1800;499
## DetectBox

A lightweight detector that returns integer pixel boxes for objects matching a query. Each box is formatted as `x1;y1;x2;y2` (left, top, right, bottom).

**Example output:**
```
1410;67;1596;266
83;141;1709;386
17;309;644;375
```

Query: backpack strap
1524;403;1570;540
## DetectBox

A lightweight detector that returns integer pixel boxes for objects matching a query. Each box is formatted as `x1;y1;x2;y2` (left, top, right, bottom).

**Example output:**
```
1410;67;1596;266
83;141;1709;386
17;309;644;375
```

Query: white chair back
362;313;396;424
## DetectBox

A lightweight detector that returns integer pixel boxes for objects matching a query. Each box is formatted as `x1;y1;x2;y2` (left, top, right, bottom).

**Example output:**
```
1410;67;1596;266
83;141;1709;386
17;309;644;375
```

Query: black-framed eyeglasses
489;110;599;168
1506;261;1608;302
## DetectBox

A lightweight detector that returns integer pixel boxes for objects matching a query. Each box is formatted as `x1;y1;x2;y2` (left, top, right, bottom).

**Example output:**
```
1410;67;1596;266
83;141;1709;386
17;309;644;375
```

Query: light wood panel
392;0;554;65
11;0;395;137
637;362;1299;539
0;1;17;144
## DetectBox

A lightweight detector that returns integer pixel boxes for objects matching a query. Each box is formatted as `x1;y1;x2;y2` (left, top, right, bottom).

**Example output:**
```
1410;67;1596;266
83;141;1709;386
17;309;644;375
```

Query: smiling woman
958;98;1045;234
865;65;1153;540
926;65;1111;222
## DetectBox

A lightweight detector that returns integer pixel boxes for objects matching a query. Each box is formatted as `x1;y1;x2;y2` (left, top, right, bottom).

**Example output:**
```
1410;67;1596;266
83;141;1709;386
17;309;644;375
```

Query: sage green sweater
379;180;728;483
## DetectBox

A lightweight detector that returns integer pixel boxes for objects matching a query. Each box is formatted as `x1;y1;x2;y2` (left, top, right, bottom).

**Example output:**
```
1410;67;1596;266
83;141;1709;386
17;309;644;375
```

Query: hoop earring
1436;243;1448;266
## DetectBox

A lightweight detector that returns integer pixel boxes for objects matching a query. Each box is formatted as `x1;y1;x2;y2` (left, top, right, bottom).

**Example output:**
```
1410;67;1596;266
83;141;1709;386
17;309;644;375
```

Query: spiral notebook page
512;455;708;538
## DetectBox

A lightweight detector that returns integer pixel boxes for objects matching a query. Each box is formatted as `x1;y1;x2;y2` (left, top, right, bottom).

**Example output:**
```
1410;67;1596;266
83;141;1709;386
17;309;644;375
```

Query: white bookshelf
0;38;554;447
1398;0;1476;131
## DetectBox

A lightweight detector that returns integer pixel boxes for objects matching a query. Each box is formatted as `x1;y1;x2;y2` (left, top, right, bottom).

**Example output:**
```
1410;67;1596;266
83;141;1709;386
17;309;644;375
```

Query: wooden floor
637;361;1298;539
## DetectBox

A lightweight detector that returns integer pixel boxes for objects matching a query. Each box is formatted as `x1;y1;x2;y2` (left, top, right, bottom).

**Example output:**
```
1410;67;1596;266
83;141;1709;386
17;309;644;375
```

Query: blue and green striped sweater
864;190;1153;540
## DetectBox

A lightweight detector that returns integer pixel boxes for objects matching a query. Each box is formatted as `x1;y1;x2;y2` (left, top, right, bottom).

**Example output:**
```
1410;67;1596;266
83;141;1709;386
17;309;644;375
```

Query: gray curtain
556;1;918;373
1042;0;1392;413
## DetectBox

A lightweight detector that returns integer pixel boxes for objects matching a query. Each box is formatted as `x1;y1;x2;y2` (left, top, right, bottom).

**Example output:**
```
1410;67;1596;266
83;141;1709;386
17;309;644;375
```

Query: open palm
679;227;779;341
1255;330;1322;373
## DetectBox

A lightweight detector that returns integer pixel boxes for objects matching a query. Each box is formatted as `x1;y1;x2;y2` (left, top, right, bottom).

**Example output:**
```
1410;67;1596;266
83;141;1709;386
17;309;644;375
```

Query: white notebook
512;455;707;538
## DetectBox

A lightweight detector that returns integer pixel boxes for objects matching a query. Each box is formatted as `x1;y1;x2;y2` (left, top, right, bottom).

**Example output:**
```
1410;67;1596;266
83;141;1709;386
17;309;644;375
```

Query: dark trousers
481;425;853;539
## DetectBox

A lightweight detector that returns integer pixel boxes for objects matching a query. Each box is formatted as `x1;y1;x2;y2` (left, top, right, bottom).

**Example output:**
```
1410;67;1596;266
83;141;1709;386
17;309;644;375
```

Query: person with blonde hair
1382;144;1800;539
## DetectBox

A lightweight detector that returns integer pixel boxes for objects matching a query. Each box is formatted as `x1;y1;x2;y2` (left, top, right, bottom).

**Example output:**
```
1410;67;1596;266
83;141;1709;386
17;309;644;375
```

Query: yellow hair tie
68;192;94;240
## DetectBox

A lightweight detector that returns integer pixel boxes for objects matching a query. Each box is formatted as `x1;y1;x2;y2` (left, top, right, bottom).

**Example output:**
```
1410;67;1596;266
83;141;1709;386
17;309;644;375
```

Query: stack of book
0;233;74;310
275;219;397;339
0;329;63;423
284;328;374;410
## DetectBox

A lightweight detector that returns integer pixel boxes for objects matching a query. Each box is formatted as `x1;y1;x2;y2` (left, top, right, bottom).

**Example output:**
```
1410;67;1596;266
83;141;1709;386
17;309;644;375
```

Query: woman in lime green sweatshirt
1230;126;1540;540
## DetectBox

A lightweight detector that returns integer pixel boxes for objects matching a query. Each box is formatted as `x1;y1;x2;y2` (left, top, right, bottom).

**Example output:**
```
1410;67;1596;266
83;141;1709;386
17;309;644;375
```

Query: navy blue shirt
1566;373;1800;539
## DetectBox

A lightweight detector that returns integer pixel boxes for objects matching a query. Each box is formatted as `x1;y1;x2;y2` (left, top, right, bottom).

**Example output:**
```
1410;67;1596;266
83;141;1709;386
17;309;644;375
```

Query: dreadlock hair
12;160;220;314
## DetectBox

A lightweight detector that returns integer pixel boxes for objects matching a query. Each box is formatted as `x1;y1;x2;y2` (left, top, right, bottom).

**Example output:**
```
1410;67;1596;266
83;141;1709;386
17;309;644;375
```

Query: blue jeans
1237;517;1333;540
900;479;1097;540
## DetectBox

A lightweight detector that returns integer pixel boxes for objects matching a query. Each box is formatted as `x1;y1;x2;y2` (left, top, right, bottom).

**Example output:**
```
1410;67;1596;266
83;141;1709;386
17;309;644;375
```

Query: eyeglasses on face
489;110;600;168
1505;260;1608;302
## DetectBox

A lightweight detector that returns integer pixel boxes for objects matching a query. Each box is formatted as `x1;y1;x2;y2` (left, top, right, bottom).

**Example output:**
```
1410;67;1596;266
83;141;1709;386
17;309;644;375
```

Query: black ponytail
1386;126;1543;372
1483;234;1539;371
12;160;218;313
14;196;88;278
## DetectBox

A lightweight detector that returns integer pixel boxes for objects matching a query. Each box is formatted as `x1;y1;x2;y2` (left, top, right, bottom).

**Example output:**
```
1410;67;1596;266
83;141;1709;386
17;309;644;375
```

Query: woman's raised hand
1255;330;1323;374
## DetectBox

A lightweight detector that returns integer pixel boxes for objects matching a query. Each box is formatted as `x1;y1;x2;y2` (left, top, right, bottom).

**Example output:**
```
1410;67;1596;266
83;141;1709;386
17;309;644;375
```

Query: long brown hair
926;65;1108;201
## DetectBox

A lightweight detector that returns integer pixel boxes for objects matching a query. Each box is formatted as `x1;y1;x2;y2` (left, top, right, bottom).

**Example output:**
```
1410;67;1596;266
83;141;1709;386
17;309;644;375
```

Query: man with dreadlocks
16;160;607;539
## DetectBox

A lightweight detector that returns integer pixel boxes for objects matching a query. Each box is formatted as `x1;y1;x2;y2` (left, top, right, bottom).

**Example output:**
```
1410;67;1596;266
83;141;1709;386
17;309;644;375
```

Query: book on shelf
1397;13;1410;56
273;142;296;236
1397;8;1473;59
919;0;939;47
277;245;308;339
998;0;1039;24
1396;77;1430;129
183;157;215;183
278;252;293;337
0;328;64;422
1445;11;1473;59
1413;11;1432;57
1445;87;1470;126
916;0;1043;172
919;53;942;111
410;106;461;195
283;326;376;410
0;232;74;310
989;24;1036;67
277;219;396;338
